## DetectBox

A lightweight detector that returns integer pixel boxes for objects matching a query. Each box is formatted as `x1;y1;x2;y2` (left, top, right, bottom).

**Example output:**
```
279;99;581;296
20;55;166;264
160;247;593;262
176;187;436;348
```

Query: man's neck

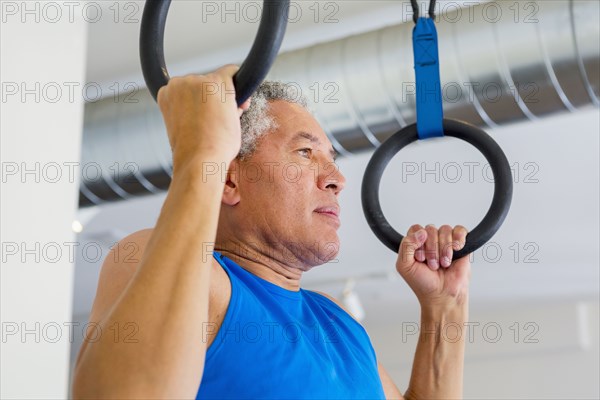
216;243;305;292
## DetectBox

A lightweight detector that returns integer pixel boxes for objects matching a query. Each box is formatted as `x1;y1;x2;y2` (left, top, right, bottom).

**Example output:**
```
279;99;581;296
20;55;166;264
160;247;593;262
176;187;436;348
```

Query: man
72;66;471;399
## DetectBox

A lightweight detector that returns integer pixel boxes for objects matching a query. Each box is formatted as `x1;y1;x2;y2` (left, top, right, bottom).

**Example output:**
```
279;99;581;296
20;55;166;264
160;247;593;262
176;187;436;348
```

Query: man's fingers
240;98;251;111
398;226;427;269
215;64;240;79
407;224;426;262
439;225;453;268
211;64;240;103
452;225;468;251
425;224;439;270
238;98;252;117
402;224;468;269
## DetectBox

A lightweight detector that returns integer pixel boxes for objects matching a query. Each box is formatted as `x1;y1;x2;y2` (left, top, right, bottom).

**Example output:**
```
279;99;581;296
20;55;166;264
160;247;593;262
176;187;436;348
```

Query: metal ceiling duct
79;0;599;207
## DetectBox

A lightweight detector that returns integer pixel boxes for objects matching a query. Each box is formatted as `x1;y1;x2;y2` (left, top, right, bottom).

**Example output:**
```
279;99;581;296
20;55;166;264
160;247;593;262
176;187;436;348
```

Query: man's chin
288;232;340;268
312;236;340;265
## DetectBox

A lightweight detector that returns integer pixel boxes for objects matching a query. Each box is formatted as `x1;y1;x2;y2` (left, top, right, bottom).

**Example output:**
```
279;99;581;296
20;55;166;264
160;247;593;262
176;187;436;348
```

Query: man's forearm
404;300;468;400
73;156;228;399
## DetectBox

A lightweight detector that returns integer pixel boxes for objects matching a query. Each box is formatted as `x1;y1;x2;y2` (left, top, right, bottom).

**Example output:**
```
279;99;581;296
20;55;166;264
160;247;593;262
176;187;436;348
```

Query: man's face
231;100;346;269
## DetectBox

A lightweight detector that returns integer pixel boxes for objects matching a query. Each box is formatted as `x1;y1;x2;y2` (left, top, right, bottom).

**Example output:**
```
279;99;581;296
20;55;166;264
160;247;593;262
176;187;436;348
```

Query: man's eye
298;148;312;157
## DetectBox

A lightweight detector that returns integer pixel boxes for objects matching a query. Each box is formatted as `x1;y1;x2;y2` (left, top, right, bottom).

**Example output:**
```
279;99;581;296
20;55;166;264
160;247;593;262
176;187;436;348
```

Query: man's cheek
277;162;303;185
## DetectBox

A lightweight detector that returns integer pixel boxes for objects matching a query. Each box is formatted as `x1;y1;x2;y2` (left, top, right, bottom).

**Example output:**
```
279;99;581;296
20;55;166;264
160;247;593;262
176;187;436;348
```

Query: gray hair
238;81;309;160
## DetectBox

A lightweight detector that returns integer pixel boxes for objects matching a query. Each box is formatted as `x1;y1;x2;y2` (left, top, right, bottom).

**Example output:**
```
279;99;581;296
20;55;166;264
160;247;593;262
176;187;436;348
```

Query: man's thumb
396;229;427;270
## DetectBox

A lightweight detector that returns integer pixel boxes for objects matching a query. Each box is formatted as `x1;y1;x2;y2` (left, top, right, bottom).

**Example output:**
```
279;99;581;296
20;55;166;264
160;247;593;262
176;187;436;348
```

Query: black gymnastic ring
140;0;290;104
361;119;513;259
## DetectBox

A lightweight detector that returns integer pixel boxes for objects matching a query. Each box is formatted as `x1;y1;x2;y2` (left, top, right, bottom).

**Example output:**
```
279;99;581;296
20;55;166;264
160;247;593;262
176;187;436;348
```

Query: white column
1;2;88;398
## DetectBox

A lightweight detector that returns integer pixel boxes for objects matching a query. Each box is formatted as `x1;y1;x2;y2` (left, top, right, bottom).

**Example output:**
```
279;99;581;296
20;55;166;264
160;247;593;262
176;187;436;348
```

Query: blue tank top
196;252;385;399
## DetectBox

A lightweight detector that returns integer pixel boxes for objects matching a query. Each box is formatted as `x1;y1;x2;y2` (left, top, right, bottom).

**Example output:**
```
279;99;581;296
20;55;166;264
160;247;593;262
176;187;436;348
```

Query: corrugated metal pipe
79;0;599;207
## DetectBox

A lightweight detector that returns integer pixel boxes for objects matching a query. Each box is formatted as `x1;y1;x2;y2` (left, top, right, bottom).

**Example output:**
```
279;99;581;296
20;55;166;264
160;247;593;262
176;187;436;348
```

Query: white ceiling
86;0;411;89
85;0;492;89
75;0;600;319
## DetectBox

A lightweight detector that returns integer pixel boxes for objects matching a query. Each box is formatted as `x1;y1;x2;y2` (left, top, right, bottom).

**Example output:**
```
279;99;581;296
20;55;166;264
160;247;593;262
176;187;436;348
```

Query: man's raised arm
396;224;470;400
72;66;248;399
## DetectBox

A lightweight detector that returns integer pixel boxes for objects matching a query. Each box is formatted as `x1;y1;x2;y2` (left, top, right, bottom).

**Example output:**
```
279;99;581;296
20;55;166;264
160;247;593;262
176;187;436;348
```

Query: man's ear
222;159;241;206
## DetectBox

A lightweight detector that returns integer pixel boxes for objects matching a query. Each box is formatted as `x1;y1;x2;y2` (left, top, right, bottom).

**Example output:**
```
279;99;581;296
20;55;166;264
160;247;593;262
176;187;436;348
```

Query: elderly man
72;66;470;399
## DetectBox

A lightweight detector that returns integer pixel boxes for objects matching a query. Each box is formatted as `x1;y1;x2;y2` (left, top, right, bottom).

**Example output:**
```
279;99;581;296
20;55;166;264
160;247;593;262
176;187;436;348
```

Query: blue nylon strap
413;17;444;139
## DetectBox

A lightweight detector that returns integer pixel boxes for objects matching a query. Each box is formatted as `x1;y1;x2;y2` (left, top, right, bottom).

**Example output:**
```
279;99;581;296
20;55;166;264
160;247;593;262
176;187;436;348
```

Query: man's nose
318;162;346;194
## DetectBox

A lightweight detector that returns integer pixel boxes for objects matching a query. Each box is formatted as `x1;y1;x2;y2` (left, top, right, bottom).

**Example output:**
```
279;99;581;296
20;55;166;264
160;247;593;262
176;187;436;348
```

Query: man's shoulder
96;227;229;320
110;228;224;270
112;228;153;254
307;290;360;323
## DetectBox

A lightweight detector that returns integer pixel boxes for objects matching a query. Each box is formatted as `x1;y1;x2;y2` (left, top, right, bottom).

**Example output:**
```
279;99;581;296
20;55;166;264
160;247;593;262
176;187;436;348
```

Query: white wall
365;297;599;399
0;4;88;398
